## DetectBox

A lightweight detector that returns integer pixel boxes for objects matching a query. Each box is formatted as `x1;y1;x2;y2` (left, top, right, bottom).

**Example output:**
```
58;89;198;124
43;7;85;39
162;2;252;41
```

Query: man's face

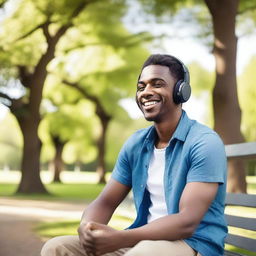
136;65;177;123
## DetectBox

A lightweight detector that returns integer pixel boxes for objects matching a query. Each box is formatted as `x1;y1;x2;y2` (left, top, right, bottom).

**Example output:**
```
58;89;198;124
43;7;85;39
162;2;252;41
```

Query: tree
135;0;256;192
62;80;111;184
203;0;246;193
39;98;97;183
0;0;92;193
1;0;147;193
58;42;149;183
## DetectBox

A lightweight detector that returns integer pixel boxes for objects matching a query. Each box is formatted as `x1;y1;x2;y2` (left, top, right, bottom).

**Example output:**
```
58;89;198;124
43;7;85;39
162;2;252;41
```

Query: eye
137;84;145;91
153;82;164;88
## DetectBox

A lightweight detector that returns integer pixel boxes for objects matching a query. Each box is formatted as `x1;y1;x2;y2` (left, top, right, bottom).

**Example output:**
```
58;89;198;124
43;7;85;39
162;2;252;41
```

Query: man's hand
78;222;124;256
78;222;95;255
77;179;131;255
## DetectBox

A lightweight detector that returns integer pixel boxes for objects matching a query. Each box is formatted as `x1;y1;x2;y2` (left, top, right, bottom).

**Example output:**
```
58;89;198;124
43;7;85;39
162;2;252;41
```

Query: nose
141;84;154;98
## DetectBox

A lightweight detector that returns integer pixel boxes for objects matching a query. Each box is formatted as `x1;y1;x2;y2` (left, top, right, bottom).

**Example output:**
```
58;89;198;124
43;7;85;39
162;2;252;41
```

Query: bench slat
225;234;256;252
225;215;256;231
225;142;256;159
226;193;256;207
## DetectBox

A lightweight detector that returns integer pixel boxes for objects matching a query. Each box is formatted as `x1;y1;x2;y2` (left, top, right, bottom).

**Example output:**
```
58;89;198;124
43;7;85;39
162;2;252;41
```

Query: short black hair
140;54;184;82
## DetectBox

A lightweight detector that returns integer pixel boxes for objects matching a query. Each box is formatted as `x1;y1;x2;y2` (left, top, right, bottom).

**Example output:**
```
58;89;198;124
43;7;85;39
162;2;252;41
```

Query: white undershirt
146;147;168;223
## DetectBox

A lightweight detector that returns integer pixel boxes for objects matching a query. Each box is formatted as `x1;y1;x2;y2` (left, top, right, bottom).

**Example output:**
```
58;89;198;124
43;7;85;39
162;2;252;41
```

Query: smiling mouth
142;100;160;107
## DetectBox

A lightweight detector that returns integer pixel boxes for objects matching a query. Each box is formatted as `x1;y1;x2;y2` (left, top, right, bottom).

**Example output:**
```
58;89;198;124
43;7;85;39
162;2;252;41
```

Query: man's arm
123;182;218;244
80;178;130;224
87;181;218;255
78;178;130;253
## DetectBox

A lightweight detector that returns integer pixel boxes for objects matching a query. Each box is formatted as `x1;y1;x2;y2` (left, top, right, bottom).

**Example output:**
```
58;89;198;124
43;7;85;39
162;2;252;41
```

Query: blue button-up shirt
112;111;227;256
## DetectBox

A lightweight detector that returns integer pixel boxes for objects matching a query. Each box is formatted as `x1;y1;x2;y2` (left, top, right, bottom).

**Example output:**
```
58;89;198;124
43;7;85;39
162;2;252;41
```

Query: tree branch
0;91;13;102
41;20;52;43
62;79;97;103
15;22;46;42
17;65;32;88
54;2;88;41
62;79;111;120
0;91;25;111
33;2;88;81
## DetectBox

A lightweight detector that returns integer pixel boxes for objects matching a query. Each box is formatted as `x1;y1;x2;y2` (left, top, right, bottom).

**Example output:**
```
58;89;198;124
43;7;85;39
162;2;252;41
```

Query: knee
41;236;73;256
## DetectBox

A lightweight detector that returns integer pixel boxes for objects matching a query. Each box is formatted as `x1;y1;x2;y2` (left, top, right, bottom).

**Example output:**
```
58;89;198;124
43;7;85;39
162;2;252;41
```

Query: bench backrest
224;142;256;253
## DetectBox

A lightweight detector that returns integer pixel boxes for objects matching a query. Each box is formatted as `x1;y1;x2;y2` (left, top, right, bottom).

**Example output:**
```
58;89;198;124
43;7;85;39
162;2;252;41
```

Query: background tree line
0;0;255;194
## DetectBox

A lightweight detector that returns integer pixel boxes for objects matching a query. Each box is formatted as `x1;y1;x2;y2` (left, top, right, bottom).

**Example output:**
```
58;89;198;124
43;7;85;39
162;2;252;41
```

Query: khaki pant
41;235;201;256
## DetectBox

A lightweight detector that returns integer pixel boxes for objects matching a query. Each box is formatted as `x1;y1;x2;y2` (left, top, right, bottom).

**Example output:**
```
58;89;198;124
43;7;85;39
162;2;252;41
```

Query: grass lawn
36;214;133;239
0;182;104;201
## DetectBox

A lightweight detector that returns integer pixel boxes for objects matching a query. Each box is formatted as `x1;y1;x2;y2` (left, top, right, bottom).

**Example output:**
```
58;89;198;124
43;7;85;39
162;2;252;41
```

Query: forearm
120;213;196;248
80;198;115;225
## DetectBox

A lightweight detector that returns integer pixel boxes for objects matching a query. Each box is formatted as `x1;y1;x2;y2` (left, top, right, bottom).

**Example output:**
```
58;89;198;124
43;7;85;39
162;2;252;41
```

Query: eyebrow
137;77;166;85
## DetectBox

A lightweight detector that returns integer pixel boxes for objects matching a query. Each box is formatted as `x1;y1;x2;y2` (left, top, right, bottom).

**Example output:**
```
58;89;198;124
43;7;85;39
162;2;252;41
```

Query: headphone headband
169;55;190;85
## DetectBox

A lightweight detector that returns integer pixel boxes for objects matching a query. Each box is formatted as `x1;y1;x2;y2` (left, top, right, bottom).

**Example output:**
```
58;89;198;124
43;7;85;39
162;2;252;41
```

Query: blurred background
0;0;255;254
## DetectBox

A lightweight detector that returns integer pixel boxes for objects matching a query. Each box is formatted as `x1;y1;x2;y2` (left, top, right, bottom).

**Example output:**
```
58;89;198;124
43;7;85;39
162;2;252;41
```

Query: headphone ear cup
173;80;182;104
173;80;191;104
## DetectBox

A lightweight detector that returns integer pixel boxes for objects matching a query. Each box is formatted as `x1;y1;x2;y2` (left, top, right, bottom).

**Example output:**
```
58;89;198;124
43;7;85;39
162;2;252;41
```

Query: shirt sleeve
187;132;227;184
111;139;133;187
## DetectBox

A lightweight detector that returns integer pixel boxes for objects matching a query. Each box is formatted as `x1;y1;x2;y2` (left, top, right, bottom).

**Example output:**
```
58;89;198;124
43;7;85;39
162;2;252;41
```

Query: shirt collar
171;110;194;142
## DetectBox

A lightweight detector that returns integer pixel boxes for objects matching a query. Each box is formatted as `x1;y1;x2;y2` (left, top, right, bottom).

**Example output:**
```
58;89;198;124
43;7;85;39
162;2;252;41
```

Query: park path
0;198;86;256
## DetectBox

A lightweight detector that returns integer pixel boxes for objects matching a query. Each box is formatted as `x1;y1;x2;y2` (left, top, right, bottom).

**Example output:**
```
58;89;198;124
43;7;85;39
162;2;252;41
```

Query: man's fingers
86;221;106;231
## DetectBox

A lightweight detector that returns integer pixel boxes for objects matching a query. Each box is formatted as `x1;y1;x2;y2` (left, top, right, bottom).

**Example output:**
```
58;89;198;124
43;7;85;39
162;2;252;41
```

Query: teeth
144;101;158;106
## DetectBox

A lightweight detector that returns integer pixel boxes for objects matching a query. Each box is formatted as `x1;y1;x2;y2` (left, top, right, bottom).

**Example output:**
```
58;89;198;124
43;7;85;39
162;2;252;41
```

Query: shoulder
188;121;224;146
186;121;226;160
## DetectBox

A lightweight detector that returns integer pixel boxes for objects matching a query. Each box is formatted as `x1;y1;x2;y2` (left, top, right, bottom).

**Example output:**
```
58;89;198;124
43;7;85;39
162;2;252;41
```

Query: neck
154;109;182;149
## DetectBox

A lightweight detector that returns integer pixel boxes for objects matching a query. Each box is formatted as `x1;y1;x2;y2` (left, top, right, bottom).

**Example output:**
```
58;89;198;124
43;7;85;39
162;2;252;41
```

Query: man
41;54;227;256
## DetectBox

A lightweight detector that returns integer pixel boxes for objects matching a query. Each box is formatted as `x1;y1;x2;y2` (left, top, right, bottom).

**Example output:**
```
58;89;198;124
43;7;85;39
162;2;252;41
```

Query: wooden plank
225;215;256;231
225;142;256;159
225;234;256;252
225;193;256;207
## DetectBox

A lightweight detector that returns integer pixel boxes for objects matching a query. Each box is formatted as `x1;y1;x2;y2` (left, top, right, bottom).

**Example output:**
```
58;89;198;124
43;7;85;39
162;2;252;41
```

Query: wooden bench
224;142;256;256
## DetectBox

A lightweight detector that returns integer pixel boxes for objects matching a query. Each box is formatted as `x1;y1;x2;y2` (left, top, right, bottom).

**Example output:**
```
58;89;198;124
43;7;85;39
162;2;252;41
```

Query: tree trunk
52;136;65;183
205;0;246;193
16;111;47;193
96;112;111;184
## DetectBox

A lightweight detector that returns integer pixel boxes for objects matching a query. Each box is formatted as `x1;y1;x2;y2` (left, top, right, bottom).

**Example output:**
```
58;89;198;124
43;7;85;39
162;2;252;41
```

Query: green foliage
238;56;256;141
188;61;214;95
138;0;197;16
0;0;150;175
0;113;22;169
39;100;98;164
106;116;149;169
